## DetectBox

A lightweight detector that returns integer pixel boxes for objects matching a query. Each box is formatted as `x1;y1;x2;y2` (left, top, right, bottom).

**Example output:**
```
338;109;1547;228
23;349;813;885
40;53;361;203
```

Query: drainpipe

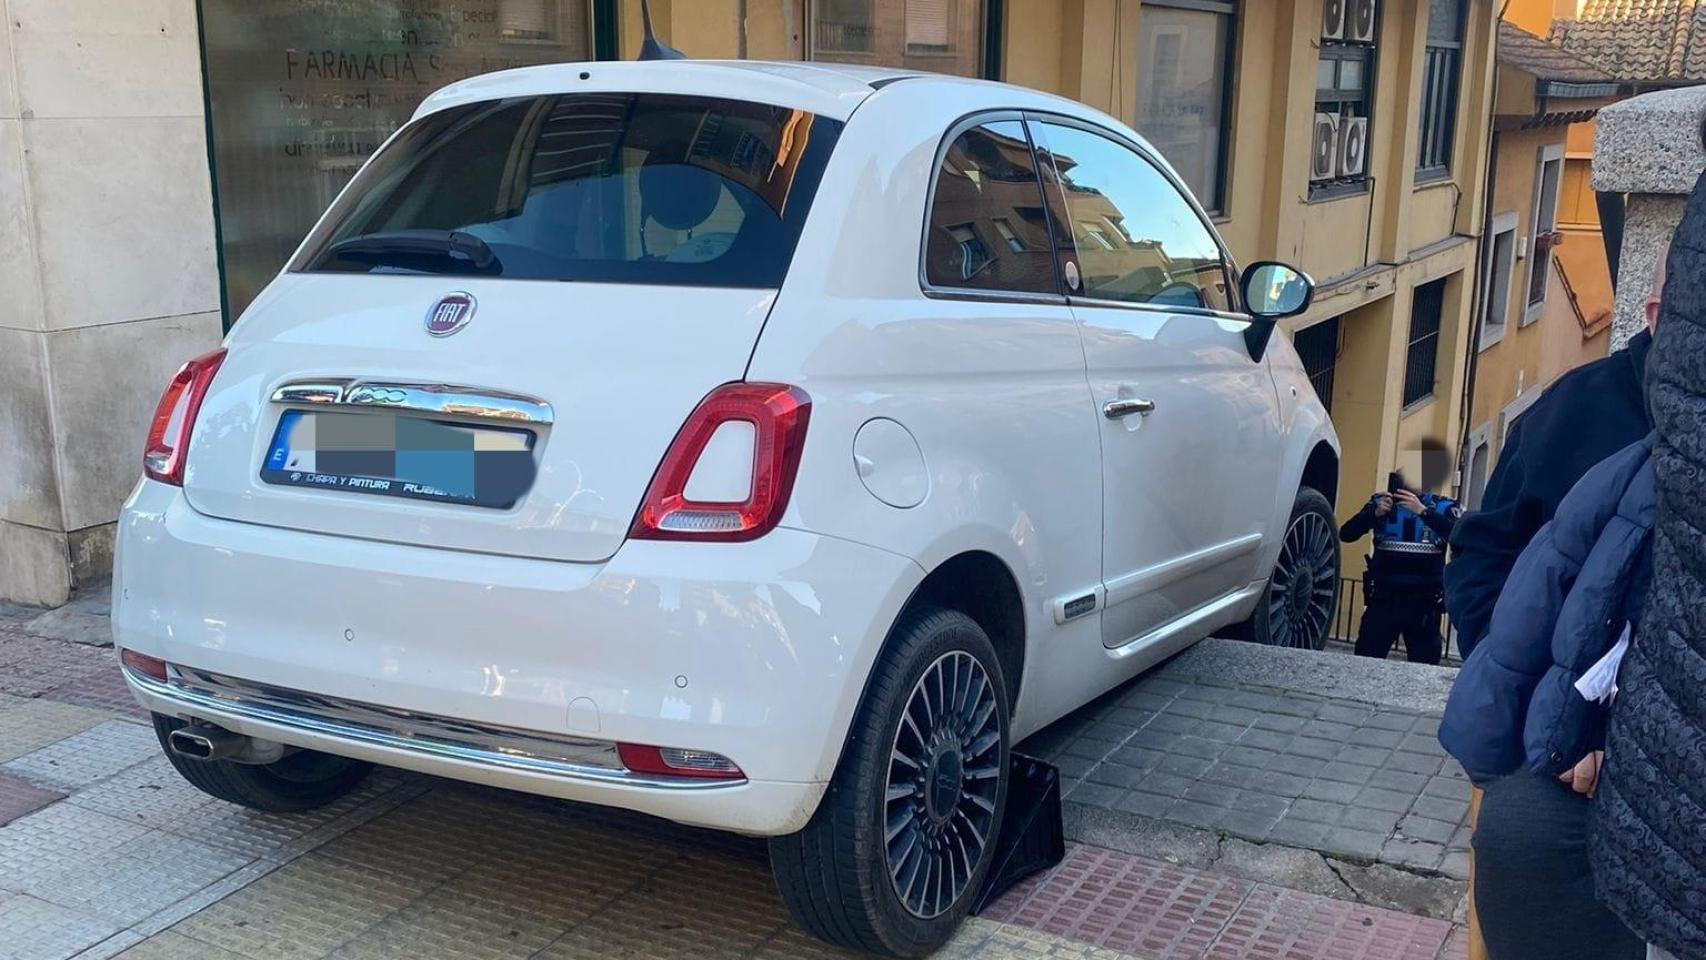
1455;1;1507;496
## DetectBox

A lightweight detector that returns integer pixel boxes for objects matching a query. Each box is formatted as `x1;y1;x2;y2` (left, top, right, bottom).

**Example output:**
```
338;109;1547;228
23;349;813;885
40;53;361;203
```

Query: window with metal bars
1416;0;1464;178
1293;316;1340;414
1403;279;1446;408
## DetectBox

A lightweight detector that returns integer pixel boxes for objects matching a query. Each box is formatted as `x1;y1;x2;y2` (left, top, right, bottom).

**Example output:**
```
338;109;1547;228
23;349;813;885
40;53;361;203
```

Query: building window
1480;212;1518;350
1134;0;1236;213
198;0;594;322
809;0;985;77
1462;423;1491;509
1293;316;1341;414
1311;0;1377;195
1526;144;1565;323
1417;0;1464;179
1404;277;1446;408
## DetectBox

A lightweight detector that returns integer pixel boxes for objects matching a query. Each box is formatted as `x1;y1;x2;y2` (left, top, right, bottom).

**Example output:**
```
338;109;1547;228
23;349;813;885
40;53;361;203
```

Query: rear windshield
294;93;842;288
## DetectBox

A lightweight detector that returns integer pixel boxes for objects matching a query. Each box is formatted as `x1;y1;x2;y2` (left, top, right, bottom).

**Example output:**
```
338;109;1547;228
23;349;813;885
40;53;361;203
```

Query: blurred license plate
260;410;536;509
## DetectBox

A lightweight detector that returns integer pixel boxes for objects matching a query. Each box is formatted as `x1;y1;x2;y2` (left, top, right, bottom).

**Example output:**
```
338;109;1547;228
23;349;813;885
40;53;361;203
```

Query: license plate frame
259;409;537;509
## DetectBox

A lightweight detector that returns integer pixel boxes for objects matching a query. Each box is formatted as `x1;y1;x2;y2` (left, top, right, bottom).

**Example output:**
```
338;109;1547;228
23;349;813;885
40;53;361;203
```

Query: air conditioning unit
1339;115;1369;178
1346;0;1377;42
1311;113;1340;182
1322;0;1346;40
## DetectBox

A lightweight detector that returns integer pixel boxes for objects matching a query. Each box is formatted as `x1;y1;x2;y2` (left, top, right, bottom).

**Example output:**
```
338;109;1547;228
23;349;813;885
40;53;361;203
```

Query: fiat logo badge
425;292;475;337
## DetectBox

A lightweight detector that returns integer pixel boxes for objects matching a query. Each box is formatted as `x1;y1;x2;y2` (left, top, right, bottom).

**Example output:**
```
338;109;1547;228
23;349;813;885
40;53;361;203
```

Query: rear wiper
321;230;502;275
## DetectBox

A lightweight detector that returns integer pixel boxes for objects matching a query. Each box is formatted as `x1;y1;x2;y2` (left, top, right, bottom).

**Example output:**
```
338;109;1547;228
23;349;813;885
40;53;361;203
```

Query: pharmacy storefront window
808;0;986;78
200;1;595;322
1135;0;1236;214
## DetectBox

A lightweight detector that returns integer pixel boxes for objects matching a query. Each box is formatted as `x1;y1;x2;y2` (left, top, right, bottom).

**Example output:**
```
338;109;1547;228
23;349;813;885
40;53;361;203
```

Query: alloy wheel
884;650;1003;919
1267;510;1338;649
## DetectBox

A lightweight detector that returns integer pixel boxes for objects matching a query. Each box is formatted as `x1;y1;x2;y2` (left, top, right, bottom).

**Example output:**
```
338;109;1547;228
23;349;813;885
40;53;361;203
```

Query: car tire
769;606;1011;957
1247;487;1341;650
151;714;373;813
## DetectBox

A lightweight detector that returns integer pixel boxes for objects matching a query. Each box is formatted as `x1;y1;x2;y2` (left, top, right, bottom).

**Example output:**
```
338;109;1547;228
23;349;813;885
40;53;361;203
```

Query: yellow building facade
622;0;1499;594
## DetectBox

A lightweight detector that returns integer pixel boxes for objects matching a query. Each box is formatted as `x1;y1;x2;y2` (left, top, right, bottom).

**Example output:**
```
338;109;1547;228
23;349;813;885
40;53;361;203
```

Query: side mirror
1239;261;1315;362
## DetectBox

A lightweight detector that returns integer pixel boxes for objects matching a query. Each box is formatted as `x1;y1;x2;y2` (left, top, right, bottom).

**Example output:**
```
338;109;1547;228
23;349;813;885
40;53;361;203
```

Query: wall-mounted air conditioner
1346;0;1377;43
1312;113;1340;182
1322;0;1346;40
1338;116;1369;178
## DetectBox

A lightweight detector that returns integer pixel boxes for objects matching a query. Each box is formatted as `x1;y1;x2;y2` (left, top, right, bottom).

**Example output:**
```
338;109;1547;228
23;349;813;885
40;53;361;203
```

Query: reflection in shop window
1135;1;1235;213
809;0;983;77
199;0;592;322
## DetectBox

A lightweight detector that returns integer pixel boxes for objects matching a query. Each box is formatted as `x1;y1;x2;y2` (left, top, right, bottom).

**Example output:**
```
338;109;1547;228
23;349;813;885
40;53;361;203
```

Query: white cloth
1575;624;1631;704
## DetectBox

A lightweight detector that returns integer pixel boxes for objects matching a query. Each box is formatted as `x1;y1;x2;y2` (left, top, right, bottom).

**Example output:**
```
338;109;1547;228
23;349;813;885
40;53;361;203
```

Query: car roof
414;59;923;123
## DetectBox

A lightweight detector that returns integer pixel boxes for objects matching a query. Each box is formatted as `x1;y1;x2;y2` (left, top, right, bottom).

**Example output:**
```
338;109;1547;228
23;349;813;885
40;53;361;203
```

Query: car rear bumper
113;480;922;835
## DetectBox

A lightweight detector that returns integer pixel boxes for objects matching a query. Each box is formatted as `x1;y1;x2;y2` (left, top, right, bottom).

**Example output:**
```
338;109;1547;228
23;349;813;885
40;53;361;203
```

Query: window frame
806;0;999;79
1461;420;1492;510
1134;0;1239;215
1026;112;1242;320
1478;211;1518;351
1402;276;1447;410
1416;0;1466;182
1310;0;1380;201
1524;143;1565;325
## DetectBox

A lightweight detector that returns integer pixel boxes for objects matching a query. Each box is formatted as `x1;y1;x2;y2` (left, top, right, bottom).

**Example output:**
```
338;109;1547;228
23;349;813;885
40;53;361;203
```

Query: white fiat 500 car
115;60;1338;955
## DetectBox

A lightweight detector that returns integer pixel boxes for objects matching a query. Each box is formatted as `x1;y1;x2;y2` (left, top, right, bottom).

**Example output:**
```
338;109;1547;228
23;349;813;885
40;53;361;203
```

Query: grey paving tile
1180;782;1239;807
1251;713;1307;734
1129;772;1194;800
1411;795;1471;824
1229;791;1291;819
1119;691;1178;713
1323;827;1388;860
1143;712;1198;735
1247;770;1310;797
1068;782;1125;808
1335;744;1394;768
1236;728;1297;752
1319;762;1378;785
1340;807;1401;835
1302;719;1356;741
1164;799;1225;831
1367;769;1429;794
1158;754;1214;779
1381;836;1447;871
1208;704;1261;727
1268;816;1332;849
0;802;151;890
1288;736;1341;761
1411;717;1443;737
1422;775;1474;802
1217;808;1282;840
1166;698;1218;720
1318;704;1374;726
1281;756;1329;779
3;720;158;792
1113;790;1174;819
1171;736;1229;761
0;699;112;764
1107;745;1163;772
22;829;251;927
1100;706;1153;729
1386;751;1445;776
1191;720;1250;743
1085;760;1149;790
1354;786;1416;814
1061;734;1123;762
1365;711;1423;732
1288;798;1344;826
1221;746;1278;770
1301;778;1362;804
1053;754;1097;780
1200;762;1258;790
0;773;63;827
1440;849;1472;881
68;756;214;828
1347;727;1406;749
1397;814;1457;845
112;931;248;960
1399;733;1448;757
0;892;120;960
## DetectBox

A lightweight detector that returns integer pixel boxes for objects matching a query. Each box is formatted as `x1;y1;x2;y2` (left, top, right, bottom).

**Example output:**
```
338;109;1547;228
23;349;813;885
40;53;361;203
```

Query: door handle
1103;398;1157;420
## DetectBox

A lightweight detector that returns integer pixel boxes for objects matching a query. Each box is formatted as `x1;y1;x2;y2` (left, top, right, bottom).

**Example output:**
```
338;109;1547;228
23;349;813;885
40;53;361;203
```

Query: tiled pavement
1022;673;1473;880
0;626;1470;960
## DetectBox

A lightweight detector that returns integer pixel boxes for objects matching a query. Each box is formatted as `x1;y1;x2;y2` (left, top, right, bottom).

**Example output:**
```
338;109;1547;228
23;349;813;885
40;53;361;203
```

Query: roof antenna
639;0;686;60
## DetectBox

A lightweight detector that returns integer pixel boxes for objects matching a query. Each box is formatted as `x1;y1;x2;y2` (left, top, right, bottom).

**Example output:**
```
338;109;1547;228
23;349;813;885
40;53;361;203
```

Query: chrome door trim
1103;532;1264;610
270;379;554;425
1103;398;1157;419
1105;583;1264;662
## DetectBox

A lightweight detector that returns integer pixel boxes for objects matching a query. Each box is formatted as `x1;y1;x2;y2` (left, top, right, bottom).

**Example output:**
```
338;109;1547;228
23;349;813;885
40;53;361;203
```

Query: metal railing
1331;576;1462;665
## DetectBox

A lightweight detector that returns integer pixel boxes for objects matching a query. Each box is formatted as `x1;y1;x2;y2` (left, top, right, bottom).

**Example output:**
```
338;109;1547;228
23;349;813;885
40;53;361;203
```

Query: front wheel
1249;487;1341;650
770;606;1010;957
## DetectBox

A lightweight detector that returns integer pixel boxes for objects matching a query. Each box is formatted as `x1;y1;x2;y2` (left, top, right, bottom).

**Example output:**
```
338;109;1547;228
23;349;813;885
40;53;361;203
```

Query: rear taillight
119;649;168;682
630;382;811;542
143;349;226;486
617;743;745;780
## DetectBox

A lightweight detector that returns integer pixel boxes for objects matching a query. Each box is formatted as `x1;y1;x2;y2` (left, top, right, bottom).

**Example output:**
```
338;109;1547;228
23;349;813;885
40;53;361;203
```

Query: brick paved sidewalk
0;627;1471;959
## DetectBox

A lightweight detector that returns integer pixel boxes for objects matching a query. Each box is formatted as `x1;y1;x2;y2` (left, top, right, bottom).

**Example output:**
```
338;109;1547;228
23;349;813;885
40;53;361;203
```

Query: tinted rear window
294;93;842;288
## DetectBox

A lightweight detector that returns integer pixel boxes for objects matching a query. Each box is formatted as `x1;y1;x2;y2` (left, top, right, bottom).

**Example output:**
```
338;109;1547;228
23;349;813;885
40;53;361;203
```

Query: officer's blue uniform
1339;491;1460;664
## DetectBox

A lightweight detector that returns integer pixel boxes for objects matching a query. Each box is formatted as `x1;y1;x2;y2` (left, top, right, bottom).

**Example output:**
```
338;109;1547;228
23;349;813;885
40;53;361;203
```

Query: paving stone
1387;751;1445;776
1106;746;1162;772
1168;698;1219;720
1221;746;1277;770
1121;730;1180;756
1318;704;1374;726
23;828;251;927
1229;791;1291;819
1085;760;1149;790
0;698;111;763
1069;782;1125;808
1144;712;1200;735
1159;753;1216;779
1119;690;1178;713
1191;720;1249;743
1411;717;1443;737
0;892;120;960
1100;706;1153;729
1206;883;1452;960
922;921;1114;960
1061;734;1123;762
1397;814;1457;845
1286;736;1341;761
1440;849;1473;881
1235;728;1296;752
1411;795;1470;824
0;633;117;699
1129;772;1194;800
1368;769;1429;794
1216;809;1282;840
1166;800;1228;830
1399;732;1448;756
1287;798;1344;826
1208;704;1261;727
1319;761;1378;785
1199;762;1258;790
1251;713;1307;734
1340;807;1402;835
1112;790;1175;820
1323;827;1388;860
1053;754;1098;780
1381;836;1448;871
113;931;249;960
1246;770;1309;798
1335;744;1395;768
1267;816;1333;849
0;772;64;827
41;665;147;721
1355;786;1416;814
999;844;1251;959
1225;689;1291;713
1302;719;1356;741
1301;778;1362;804
0;801;151;890
1279;756;1328;779
1172;736;1230;761
1181;781;1240;807
1422;775;1474;803
1347;726;1406;748
3;720;158;791
1365;711;1424;732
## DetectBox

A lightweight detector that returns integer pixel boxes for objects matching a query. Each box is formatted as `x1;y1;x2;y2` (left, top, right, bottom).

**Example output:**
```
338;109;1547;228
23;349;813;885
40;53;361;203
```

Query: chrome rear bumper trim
127;666;741;791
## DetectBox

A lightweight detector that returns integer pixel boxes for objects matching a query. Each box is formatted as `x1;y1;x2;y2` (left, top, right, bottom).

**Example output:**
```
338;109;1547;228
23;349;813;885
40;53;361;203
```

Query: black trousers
1473;772;1643;960
1354;590;1442;664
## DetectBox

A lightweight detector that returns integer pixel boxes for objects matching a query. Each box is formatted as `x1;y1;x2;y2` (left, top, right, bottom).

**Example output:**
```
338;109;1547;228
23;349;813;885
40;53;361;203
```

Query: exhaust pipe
167;723;288;764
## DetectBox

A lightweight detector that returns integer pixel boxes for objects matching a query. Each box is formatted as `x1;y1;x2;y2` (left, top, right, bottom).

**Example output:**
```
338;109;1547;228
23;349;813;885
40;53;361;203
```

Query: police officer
1339;475;1460;665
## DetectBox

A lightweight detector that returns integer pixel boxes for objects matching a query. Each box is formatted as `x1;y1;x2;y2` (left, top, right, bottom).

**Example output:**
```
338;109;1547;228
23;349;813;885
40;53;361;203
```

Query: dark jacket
1340;492;1458;595
1438;439;1655;782
1445;330;1653;658
1592;176;1706;960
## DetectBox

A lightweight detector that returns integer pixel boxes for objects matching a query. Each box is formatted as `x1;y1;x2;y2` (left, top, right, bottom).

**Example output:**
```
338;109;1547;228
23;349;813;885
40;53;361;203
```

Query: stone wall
1594;85;1706;348
0;0;222;605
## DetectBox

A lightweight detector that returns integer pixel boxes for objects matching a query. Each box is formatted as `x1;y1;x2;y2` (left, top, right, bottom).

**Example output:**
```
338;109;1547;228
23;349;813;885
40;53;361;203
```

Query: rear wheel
152;714;372;813
1249;487;1340;651
770;606;1010;956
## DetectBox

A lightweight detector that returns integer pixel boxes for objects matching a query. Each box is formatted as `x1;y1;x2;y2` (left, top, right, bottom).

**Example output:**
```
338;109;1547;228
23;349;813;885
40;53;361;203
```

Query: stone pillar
0;0;222;605
1594;86;1706;348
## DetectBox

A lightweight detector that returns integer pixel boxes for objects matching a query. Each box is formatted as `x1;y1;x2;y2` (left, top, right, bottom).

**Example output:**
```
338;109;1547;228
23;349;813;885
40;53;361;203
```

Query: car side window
1032;121;1230;311
923;120;1061;295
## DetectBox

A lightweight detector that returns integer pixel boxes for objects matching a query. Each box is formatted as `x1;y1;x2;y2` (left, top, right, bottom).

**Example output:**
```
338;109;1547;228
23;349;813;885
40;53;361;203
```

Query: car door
1029;118;1284;651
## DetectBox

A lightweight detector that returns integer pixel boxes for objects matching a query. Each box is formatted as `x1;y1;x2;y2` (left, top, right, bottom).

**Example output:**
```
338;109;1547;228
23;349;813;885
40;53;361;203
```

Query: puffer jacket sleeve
1438;445;1642;780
